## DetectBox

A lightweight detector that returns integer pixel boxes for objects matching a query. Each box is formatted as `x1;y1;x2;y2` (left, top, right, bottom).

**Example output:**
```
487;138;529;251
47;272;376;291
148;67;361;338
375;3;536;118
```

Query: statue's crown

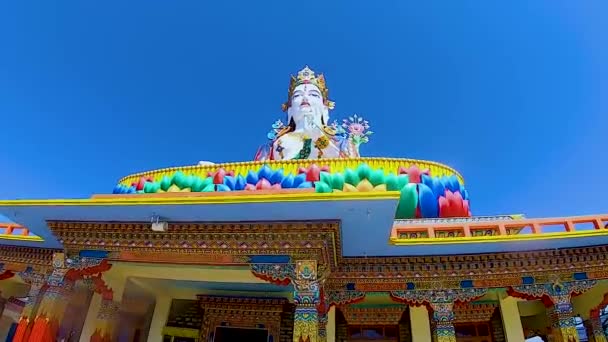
282;66;335;112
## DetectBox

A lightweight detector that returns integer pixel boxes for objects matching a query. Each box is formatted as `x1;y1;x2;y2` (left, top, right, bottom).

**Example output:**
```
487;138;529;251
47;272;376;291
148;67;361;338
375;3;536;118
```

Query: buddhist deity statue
254;66;372;161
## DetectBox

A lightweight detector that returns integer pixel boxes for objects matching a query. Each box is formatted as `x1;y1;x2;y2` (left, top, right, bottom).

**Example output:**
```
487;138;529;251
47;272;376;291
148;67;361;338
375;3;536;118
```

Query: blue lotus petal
269;168;285;184
127;186;136;194
235;175;247;191
246;170;259;185
418;183;439;218
216;184;231;192
223;175;236;190
293;173;307;188
462;188;469;201
258;165;273;181
448;175;460;192
281;174;295;189
298;181;313;189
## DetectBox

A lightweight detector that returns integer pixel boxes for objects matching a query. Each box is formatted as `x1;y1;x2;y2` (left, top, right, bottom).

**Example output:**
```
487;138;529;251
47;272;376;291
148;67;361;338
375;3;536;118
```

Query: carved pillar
390;288;487;342
586;309;607;342
511;279;596;342
293;260;320;342
430;302;455;342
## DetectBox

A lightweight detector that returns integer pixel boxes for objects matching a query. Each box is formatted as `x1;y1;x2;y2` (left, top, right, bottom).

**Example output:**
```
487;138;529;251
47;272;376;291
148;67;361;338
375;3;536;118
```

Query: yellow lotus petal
167;184;181;192
373;184;387;191
356;179;374;192
342;183;358;192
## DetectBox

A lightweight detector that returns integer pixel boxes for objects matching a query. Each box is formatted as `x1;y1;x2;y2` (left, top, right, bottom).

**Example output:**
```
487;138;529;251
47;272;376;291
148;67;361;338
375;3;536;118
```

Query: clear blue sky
0;1;606;219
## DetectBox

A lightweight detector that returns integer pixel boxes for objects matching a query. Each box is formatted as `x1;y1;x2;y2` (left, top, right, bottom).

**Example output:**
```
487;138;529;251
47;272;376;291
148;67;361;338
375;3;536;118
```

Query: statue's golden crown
282;66;335;112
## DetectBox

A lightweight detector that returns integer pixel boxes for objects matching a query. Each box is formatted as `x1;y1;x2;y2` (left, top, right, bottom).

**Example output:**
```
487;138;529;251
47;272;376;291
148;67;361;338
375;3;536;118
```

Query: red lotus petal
306;164;321;182
213;169;226;184
438;196;449;217
256;179;272;190
298;167;308;174
245;184;257;191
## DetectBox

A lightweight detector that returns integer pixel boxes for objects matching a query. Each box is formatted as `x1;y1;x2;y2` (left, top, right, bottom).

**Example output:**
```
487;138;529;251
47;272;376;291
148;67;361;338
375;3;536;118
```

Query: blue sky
0;1;606;219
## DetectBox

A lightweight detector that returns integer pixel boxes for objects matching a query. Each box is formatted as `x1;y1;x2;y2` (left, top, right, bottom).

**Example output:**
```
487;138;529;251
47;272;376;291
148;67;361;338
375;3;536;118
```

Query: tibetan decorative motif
510;280;596;342
48;221;341;268
510;279;596;302
341;305;406;325
453;302;498;323
293;260;320;342
0;246;56;273
328;245;608;291
251;263;295;286
390;288;486;342
197;295;287;342
432;302;457;342
390;288;487;306
326;291;366;307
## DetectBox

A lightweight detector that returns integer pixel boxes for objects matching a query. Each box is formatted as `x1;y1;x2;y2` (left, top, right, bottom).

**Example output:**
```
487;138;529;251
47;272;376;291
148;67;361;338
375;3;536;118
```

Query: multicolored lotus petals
112;163;471;219
312;164;470;219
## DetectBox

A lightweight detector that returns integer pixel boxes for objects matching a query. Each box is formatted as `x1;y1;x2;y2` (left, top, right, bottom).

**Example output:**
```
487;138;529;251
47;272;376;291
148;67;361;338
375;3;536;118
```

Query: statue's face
288;83;329;128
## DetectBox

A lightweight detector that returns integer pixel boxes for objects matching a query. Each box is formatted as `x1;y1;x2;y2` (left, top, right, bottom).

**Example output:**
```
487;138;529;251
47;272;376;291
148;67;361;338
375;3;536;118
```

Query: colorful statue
254;66;372;161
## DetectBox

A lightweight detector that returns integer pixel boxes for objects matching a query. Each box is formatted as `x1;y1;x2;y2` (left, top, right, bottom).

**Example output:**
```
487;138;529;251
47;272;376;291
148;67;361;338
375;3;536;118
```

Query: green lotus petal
385;173;400;191
191;177;204;192
314;182;333;193
331;172;345;190
369;169;385;187
202;184;216;192
396;183;418;219
160;176;172;191
357;163;372;180
397;174;410;189
344;168;360;186
320;172;333;185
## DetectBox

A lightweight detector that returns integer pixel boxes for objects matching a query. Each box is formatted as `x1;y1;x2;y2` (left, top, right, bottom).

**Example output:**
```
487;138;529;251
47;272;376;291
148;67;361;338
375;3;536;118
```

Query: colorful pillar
11;271;46;342
430;302;455;342
511;279;597;342
586;309;607;342
81;268;126;342
546;294;579;342
293;260;320;342
390;288;487;342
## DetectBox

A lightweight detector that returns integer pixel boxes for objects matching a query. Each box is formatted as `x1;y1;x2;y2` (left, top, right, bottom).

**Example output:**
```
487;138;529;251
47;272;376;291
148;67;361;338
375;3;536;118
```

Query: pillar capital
390;288;486;342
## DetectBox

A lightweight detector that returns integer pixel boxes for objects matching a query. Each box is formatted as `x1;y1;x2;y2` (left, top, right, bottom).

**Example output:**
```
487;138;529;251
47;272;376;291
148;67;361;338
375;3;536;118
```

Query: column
11;274;45;342
499;295;525;342
81;269;127;341
31;278;75;341
318;313;328;342
430;302;456;342
293;260;320;342
147;295;172;342
586;309;606;342
547;294;579;342
326;306;336;342
410;305;432;342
